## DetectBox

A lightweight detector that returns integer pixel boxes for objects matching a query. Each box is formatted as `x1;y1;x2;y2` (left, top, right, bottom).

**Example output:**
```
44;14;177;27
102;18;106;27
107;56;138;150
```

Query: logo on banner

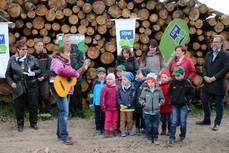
169;25;186;45
0;34;7;54
119;30;134;47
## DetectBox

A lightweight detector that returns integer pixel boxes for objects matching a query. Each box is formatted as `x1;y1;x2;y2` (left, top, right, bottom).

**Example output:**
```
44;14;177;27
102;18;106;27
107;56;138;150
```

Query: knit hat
138;67;151;77
96;67;106;73
116;64;126;71
172;66;185;76
146;72;157;83
122;71;134;82
159;69;170;77
106;73;115;81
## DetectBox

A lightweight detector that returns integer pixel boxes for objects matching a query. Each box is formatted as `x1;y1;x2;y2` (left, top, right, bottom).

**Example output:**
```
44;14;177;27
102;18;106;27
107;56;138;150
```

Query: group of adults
5;37;85;132
5;34;229;133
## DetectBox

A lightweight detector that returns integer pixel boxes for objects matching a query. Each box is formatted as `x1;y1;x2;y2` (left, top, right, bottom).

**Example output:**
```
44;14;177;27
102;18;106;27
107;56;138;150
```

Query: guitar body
54;76;77;97
53;59;90;97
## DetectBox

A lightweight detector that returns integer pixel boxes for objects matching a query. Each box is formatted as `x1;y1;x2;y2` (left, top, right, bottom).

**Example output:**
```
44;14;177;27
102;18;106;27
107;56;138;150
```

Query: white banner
115;19;136;55
0;22;9;78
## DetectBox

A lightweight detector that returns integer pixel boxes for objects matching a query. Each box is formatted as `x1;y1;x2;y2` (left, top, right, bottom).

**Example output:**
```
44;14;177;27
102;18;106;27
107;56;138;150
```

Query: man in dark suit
196;35;229;131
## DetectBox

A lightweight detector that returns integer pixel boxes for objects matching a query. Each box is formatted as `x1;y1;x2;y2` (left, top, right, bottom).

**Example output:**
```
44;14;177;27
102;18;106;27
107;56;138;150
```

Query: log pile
0;0;229;104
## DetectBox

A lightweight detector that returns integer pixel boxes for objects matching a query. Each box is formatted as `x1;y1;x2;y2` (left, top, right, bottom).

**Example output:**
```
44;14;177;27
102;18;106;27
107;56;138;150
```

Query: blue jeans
170;105;188;140
144;112;160;140
201;92;224;126
53;93;70;140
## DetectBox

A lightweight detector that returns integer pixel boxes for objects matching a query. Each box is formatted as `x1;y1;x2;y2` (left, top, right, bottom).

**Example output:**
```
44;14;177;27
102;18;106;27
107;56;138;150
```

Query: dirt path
0;115;228;153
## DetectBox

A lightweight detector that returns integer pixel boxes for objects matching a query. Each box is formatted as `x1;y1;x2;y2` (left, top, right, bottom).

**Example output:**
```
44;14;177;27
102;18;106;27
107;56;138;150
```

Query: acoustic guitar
54;59;90;97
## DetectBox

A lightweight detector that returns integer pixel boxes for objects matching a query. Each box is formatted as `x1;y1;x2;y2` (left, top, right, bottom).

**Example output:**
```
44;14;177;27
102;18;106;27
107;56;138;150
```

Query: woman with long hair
50;46;79;145
116;46;138;75
138;39;164;74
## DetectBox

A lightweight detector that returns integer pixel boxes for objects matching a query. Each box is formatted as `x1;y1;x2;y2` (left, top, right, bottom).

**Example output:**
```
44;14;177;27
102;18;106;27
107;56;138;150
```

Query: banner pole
0;15;13;24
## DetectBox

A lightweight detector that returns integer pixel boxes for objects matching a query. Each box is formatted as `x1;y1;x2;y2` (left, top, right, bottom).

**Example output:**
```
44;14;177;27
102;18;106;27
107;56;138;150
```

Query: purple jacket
50;55;78;77
100;84;119;111
50;55;78;95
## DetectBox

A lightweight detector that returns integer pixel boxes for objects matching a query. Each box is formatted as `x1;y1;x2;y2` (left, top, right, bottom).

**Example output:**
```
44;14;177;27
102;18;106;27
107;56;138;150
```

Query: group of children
89;64;195;144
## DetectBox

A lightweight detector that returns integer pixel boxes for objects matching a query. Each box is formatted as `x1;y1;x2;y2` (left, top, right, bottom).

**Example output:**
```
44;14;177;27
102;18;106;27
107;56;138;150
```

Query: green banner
159;19;190;65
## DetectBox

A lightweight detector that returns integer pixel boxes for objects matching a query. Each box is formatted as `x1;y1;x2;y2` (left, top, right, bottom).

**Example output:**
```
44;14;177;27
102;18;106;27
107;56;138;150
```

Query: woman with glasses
5;40;41;132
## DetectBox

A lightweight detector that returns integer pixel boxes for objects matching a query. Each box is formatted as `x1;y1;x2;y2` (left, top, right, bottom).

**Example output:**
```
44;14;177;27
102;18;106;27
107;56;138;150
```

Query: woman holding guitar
50;46;79;145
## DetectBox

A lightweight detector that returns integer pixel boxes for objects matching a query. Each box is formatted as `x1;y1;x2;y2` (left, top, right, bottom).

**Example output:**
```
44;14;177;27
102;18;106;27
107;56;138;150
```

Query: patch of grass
82;108;94;119
0;103;15;118
189;104;204;116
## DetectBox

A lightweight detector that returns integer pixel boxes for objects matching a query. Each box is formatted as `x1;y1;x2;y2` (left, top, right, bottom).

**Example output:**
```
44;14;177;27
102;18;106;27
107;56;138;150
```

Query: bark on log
87;47;100;59
36;5;48;16
7;3;21;18
93;1;106;15
100;52;114;64
32;17;45;30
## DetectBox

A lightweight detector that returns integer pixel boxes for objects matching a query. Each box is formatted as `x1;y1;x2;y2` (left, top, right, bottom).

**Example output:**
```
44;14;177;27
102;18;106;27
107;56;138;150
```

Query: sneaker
113;130;118;136
30;124;38;130
153;139;160;145
63;137;73;145
168;139;175;144
104;130;110;138
212;125;220;131
96;130;102;134
128;131;136;136
140;128;145;133
17;126;24;132
120;131;127;137
196;120;211;125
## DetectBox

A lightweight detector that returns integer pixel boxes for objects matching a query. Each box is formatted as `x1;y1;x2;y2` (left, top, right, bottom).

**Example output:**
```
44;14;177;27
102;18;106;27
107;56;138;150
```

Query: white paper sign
0;22;9;78
115;19;136;55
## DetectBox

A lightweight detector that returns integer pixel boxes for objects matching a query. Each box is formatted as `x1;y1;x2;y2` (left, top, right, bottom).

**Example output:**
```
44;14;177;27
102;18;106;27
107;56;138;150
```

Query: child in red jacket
159;69;172;136
100;73;119;137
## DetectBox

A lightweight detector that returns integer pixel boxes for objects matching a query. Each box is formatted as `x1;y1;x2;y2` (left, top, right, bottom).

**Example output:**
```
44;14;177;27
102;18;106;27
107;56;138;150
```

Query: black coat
202;49;229;95
169;78;195;107
5;54;41;99
32;52;51;80
116;56;138;74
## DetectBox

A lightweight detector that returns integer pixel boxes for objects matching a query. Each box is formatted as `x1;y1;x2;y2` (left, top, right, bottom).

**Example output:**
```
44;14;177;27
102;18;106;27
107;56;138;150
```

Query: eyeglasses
212;41;221;44
20;48;28;51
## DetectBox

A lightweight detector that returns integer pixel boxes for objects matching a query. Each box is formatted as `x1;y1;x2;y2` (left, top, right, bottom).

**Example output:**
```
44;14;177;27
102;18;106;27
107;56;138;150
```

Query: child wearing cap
115;64;126;86
117;72;136;137
168;66;195;144
89;67;106;135
134;67;151;134
159;69;172;136
100;73;119;137
139;73;164;144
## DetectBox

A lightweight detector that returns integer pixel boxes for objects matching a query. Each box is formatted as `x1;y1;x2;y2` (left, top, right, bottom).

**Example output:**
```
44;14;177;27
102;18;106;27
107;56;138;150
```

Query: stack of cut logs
0;0;228;104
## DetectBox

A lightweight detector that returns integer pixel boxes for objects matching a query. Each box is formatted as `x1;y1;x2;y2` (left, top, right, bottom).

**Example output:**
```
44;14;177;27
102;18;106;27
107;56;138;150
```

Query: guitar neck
77;65;86;75
76;59;90;75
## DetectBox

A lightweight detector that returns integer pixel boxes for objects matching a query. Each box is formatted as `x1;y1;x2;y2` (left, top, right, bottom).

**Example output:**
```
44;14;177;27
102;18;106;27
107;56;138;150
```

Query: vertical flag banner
0;22;9;78
115;19;136;55
159;19;190;65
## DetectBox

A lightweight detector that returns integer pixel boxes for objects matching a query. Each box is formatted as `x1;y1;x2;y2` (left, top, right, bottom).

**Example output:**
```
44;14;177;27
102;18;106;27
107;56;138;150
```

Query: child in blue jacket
117;72;136;137
90;67;106;134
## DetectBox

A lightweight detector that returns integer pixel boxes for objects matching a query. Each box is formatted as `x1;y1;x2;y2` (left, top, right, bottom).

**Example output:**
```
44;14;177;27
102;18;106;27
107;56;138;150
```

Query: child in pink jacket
100;73;119;137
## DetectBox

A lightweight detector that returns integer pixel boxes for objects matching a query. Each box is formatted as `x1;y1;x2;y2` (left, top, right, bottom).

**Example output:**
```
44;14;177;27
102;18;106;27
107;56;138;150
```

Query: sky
160;0;229;15
198;0;229;14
